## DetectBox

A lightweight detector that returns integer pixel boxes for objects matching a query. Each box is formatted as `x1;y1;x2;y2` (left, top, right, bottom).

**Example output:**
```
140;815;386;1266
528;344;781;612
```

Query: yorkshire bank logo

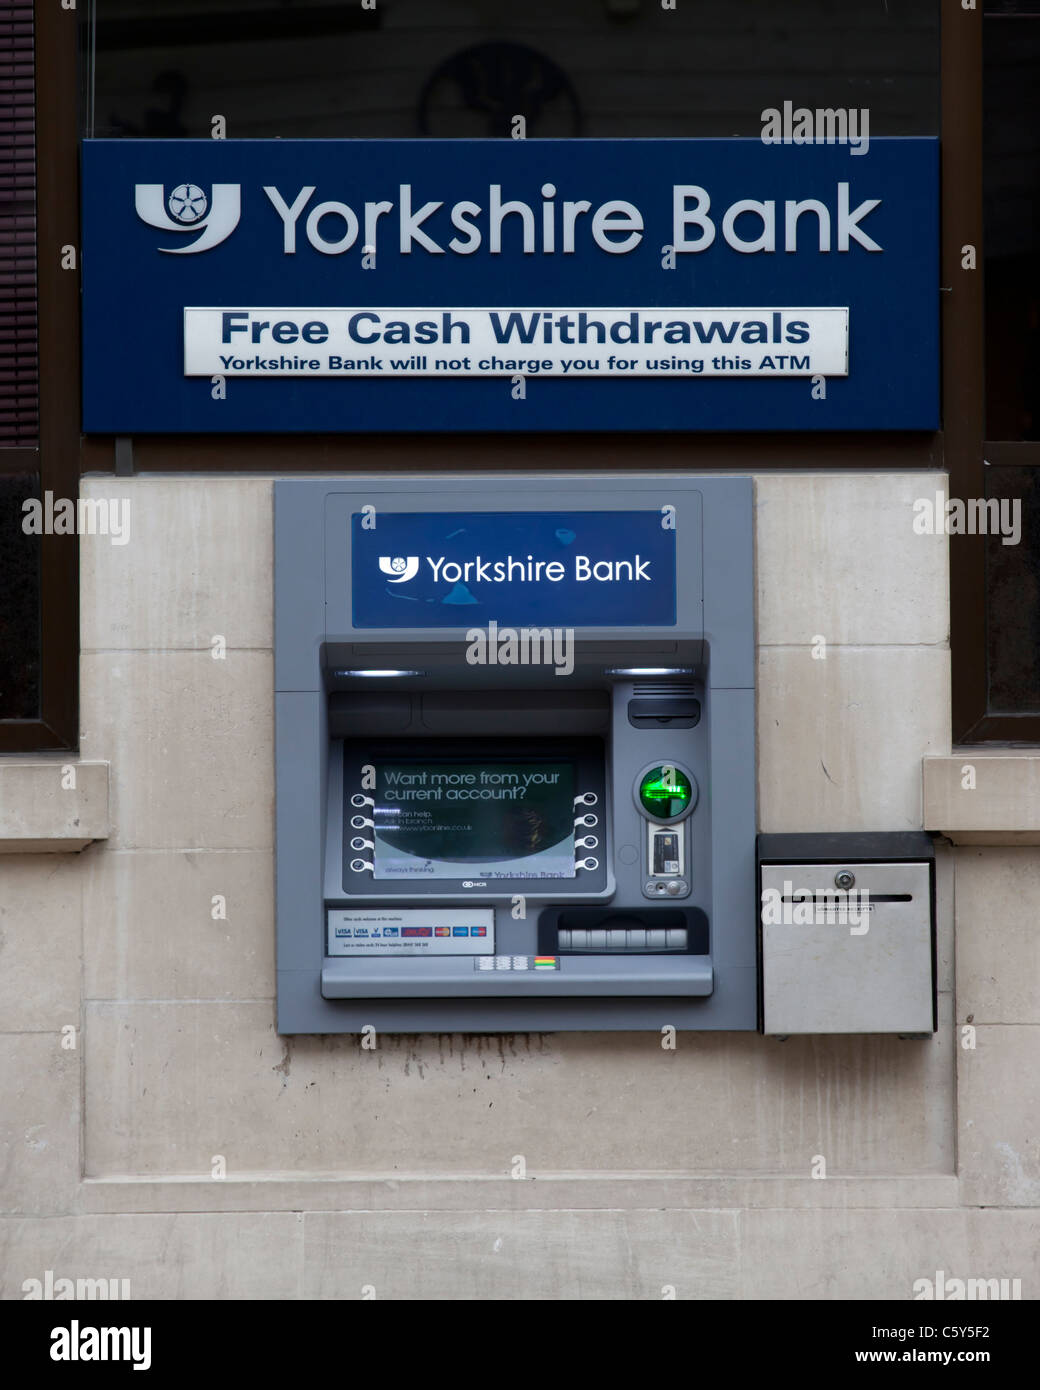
135;182;241;253
131;178;886;258
379;556;419;582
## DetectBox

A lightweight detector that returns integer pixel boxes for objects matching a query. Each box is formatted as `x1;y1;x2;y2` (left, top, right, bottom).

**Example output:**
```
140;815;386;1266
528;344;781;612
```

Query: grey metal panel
702;965;759;1031
274;474;756;1033
702;474;755;691
323;478;704;644
710;687;757;972
609;677;709;912
279;966;756;1033
760;861;935;1034
274;481;326;693
765;862;930;894
275;690;324;976
321;955;714;998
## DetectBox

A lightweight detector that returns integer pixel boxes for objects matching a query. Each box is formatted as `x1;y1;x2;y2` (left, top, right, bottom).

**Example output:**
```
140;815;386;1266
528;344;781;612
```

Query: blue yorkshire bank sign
351;510;677;629
80;138;938;433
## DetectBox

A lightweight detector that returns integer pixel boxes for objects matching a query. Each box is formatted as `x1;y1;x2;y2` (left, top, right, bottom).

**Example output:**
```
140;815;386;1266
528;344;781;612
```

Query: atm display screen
371;758;576;880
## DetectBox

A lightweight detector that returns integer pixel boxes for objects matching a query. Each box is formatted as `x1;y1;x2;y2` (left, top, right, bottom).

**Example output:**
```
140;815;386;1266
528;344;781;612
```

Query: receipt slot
274;475;755;1032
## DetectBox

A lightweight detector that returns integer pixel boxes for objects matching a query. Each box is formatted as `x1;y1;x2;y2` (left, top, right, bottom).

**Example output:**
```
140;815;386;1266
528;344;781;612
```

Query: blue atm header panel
349;510;679;630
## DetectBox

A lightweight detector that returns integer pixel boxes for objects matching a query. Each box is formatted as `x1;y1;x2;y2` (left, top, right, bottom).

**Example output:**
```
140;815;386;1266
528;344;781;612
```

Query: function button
626;928;647;950
558;928;572;949
578;792;598;806
349;858;369;873
646;929;667;949
587;928;607;951
665;929;689;950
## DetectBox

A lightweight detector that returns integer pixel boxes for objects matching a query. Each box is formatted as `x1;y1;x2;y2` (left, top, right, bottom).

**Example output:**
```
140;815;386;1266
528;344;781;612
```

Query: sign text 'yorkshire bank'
81;139;938;433
350;510;677;629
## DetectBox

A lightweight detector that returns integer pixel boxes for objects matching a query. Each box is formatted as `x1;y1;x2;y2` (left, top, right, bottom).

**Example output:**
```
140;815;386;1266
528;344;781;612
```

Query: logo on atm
378;555;419;583
134;182;241;253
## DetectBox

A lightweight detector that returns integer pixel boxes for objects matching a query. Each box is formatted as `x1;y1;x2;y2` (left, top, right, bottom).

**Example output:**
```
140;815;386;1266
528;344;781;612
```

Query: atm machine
274;474;755;1032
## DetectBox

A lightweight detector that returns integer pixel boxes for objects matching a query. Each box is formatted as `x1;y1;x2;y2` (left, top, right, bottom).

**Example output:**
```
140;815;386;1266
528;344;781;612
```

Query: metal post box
757;832;936;1036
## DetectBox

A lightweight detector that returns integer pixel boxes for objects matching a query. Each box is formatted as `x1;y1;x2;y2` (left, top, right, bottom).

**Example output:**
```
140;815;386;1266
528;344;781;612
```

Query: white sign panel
184;306;849;378
328;908;495;956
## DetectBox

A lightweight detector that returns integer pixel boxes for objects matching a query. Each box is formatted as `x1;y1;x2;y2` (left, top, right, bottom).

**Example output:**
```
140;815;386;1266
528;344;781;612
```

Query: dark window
985;466;1040;713
0;470;39;720
0;2;78;749
974;4;1040;728
984;7;1040;440
84;0;939;141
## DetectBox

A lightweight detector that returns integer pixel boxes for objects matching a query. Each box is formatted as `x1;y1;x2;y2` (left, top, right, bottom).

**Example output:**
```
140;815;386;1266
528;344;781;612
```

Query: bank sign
350;509;677;629
80;138;938;433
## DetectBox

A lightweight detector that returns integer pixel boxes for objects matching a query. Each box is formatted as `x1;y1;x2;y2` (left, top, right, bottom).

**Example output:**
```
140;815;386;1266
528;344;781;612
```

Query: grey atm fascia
275;475;755;1032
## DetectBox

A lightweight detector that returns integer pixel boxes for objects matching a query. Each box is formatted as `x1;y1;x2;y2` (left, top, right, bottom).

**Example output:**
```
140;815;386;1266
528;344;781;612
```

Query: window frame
0;2;78;752
14;1;1016;748
947;2;1040;742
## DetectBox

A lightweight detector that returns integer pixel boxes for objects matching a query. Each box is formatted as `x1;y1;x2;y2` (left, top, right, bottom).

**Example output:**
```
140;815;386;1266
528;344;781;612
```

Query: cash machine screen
372;758;577;881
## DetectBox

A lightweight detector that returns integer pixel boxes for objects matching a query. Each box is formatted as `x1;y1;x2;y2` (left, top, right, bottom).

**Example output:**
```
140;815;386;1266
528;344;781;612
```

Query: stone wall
1;470;1037;1300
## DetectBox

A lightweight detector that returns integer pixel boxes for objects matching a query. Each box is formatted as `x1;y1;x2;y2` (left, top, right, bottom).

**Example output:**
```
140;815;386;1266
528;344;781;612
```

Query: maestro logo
379;556;420;583
134;181;241;253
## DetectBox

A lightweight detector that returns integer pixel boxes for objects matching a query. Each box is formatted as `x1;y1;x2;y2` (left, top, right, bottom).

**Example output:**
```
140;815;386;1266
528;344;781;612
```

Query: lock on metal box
757;832;936;1036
